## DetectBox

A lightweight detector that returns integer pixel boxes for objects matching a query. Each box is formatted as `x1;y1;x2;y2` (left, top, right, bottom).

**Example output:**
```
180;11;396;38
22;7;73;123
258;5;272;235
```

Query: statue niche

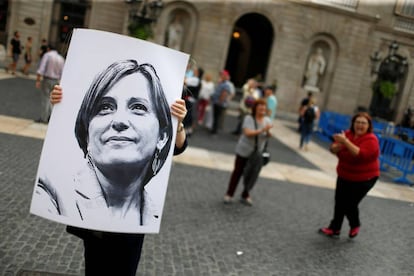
303;47;326;92
165;14;184;51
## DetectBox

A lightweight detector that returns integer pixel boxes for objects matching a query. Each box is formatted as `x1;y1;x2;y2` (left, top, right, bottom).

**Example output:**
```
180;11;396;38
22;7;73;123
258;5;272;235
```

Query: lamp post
369;41;408;120
125;0;163;40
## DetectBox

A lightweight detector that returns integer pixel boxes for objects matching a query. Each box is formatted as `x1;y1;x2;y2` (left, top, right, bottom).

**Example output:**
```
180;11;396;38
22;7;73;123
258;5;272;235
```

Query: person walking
298;92;313;131
22;36;33;75
6;31;21;75
210;70;231;135
223;98;272;206
299;99;319;151
35;45;65;123
264;85;277;121
197;72;215;125
319;112;380;239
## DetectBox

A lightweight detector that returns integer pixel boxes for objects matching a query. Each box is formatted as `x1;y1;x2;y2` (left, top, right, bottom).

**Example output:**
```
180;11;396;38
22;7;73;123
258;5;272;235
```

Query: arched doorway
0;0;9;45
50;0;90;56
225;13;274;88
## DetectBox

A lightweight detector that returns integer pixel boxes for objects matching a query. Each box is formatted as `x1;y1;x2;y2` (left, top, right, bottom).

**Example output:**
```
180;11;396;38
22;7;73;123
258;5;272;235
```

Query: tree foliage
128;22;153;40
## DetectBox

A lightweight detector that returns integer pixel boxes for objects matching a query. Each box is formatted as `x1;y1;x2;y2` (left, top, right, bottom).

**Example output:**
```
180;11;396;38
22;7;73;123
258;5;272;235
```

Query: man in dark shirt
7;31;21;75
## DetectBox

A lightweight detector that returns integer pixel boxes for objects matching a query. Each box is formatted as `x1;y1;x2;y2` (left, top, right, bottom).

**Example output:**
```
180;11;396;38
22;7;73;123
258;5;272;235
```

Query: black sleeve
173;138;188;156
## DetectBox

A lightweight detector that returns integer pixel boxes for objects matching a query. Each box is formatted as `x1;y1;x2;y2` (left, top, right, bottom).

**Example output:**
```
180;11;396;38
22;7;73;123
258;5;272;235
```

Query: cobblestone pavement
1;71;414;276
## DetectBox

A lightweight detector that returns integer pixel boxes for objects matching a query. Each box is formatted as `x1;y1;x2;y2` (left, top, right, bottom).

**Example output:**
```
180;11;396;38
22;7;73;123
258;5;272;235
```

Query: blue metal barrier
379;136;414;186
395;126;414;141
316;111;351;142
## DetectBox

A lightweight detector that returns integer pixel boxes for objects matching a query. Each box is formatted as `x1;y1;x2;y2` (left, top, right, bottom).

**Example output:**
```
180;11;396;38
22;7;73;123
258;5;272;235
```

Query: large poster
30;29;189;233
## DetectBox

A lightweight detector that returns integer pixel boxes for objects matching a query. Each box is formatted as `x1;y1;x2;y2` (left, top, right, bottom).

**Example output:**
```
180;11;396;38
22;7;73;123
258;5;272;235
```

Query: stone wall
4;0;414;121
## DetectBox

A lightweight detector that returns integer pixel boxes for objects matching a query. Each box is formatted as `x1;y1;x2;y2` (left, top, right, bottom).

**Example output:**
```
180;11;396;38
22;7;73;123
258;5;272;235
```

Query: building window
311;0;358;10
395;0;414;19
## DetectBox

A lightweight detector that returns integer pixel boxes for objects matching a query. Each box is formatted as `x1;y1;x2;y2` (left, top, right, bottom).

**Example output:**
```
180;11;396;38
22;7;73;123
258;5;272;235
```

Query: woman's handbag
262;139;270;166
243;118;270;192
253;119;271;166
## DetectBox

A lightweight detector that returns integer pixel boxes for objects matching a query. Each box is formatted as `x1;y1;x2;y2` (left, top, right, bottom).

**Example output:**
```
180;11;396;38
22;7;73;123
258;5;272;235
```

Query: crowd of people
183;66;278;138
6;31;49;76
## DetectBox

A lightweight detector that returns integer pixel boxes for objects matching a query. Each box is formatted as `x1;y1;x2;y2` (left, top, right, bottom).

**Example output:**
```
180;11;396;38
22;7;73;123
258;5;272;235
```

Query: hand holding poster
30;29;189;234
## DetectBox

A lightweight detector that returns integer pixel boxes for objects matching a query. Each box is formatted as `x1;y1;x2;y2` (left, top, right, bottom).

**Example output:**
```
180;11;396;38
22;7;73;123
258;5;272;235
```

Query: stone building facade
1;0;414;122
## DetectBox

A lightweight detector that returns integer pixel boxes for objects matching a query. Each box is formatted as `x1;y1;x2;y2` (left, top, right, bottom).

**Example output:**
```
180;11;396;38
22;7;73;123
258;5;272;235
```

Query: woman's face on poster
88;73;160;167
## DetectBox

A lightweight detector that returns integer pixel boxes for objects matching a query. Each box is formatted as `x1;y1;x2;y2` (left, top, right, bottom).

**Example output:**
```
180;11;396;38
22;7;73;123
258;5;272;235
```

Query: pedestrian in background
39;38;48;58
223;98;272;206
6;31;21;75
183;66;201;136
35;45;65;123
22;36;33;75
299;99;319;151
264;85;277;121
298;91;313;131
232;78;261;135
210;70;232;135
197;72;215;125
319;112;379;239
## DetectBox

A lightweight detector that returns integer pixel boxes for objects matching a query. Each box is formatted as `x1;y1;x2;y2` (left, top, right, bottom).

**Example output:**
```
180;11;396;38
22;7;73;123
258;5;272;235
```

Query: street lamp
125;0;164;40
369;41;409;120
369;51;381;76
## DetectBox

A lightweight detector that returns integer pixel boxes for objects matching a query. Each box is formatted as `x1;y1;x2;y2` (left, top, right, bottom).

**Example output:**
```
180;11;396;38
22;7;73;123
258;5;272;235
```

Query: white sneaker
223;195;233;204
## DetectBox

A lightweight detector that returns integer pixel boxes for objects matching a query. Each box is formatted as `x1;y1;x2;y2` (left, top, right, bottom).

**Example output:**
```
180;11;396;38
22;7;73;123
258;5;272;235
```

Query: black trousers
82;231;145;276
211;104;225;134
226;154;249;198
329;176;378;231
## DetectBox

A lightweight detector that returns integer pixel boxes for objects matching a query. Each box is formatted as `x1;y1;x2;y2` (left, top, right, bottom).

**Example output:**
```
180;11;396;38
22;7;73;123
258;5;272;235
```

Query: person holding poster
30;29;190;275
47;76;188;274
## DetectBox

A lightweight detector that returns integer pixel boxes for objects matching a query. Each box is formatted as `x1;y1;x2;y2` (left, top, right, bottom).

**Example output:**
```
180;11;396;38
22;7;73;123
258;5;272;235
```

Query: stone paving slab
17;270;76;276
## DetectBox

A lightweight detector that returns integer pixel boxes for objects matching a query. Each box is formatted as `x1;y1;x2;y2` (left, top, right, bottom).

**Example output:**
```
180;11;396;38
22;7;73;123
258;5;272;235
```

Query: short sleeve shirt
235;115;272;157
11;38;21;54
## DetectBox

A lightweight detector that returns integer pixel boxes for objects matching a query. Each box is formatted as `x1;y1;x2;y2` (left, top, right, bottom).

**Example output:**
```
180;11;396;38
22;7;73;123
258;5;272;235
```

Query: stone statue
304;48;326;91
167;15;184;51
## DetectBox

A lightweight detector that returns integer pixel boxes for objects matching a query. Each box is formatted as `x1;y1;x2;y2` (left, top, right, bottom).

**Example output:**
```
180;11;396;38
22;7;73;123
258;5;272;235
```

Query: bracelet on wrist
177;122;184;133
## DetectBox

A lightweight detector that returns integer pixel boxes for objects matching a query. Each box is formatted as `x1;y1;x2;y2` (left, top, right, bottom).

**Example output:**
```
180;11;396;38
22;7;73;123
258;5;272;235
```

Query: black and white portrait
30;29;189;233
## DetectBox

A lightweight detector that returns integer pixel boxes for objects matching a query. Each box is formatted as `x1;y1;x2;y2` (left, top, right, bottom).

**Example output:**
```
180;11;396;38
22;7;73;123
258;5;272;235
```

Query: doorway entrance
51;0;89;56
0;0;9;45
224;13;274;88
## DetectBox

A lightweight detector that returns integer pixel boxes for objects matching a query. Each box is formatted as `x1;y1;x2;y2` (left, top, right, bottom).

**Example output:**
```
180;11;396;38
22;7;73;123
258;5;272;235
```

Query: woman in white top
197;73;215;125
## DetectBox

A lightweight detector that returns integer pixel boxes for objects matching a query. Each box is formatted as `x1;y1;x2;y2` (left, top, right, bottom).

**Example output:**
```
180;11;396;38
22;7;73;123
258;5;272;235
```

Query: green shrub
372;80;397;99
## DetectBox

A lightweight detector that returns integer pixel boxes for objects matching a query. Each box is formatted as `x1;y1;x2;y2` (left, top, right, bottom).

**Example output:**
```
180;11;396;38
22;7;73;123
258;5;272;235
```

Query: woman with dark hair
72;59;174;225
36;59;188;275
319;112;380;239
223;98;273;206
38;59;182;226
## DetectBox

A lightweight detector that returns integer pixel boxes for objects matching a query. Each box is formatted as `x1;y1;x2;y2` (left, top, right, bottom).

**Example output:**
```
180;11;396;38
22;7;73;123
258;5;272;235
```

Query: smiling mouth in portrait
105;136;137;146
